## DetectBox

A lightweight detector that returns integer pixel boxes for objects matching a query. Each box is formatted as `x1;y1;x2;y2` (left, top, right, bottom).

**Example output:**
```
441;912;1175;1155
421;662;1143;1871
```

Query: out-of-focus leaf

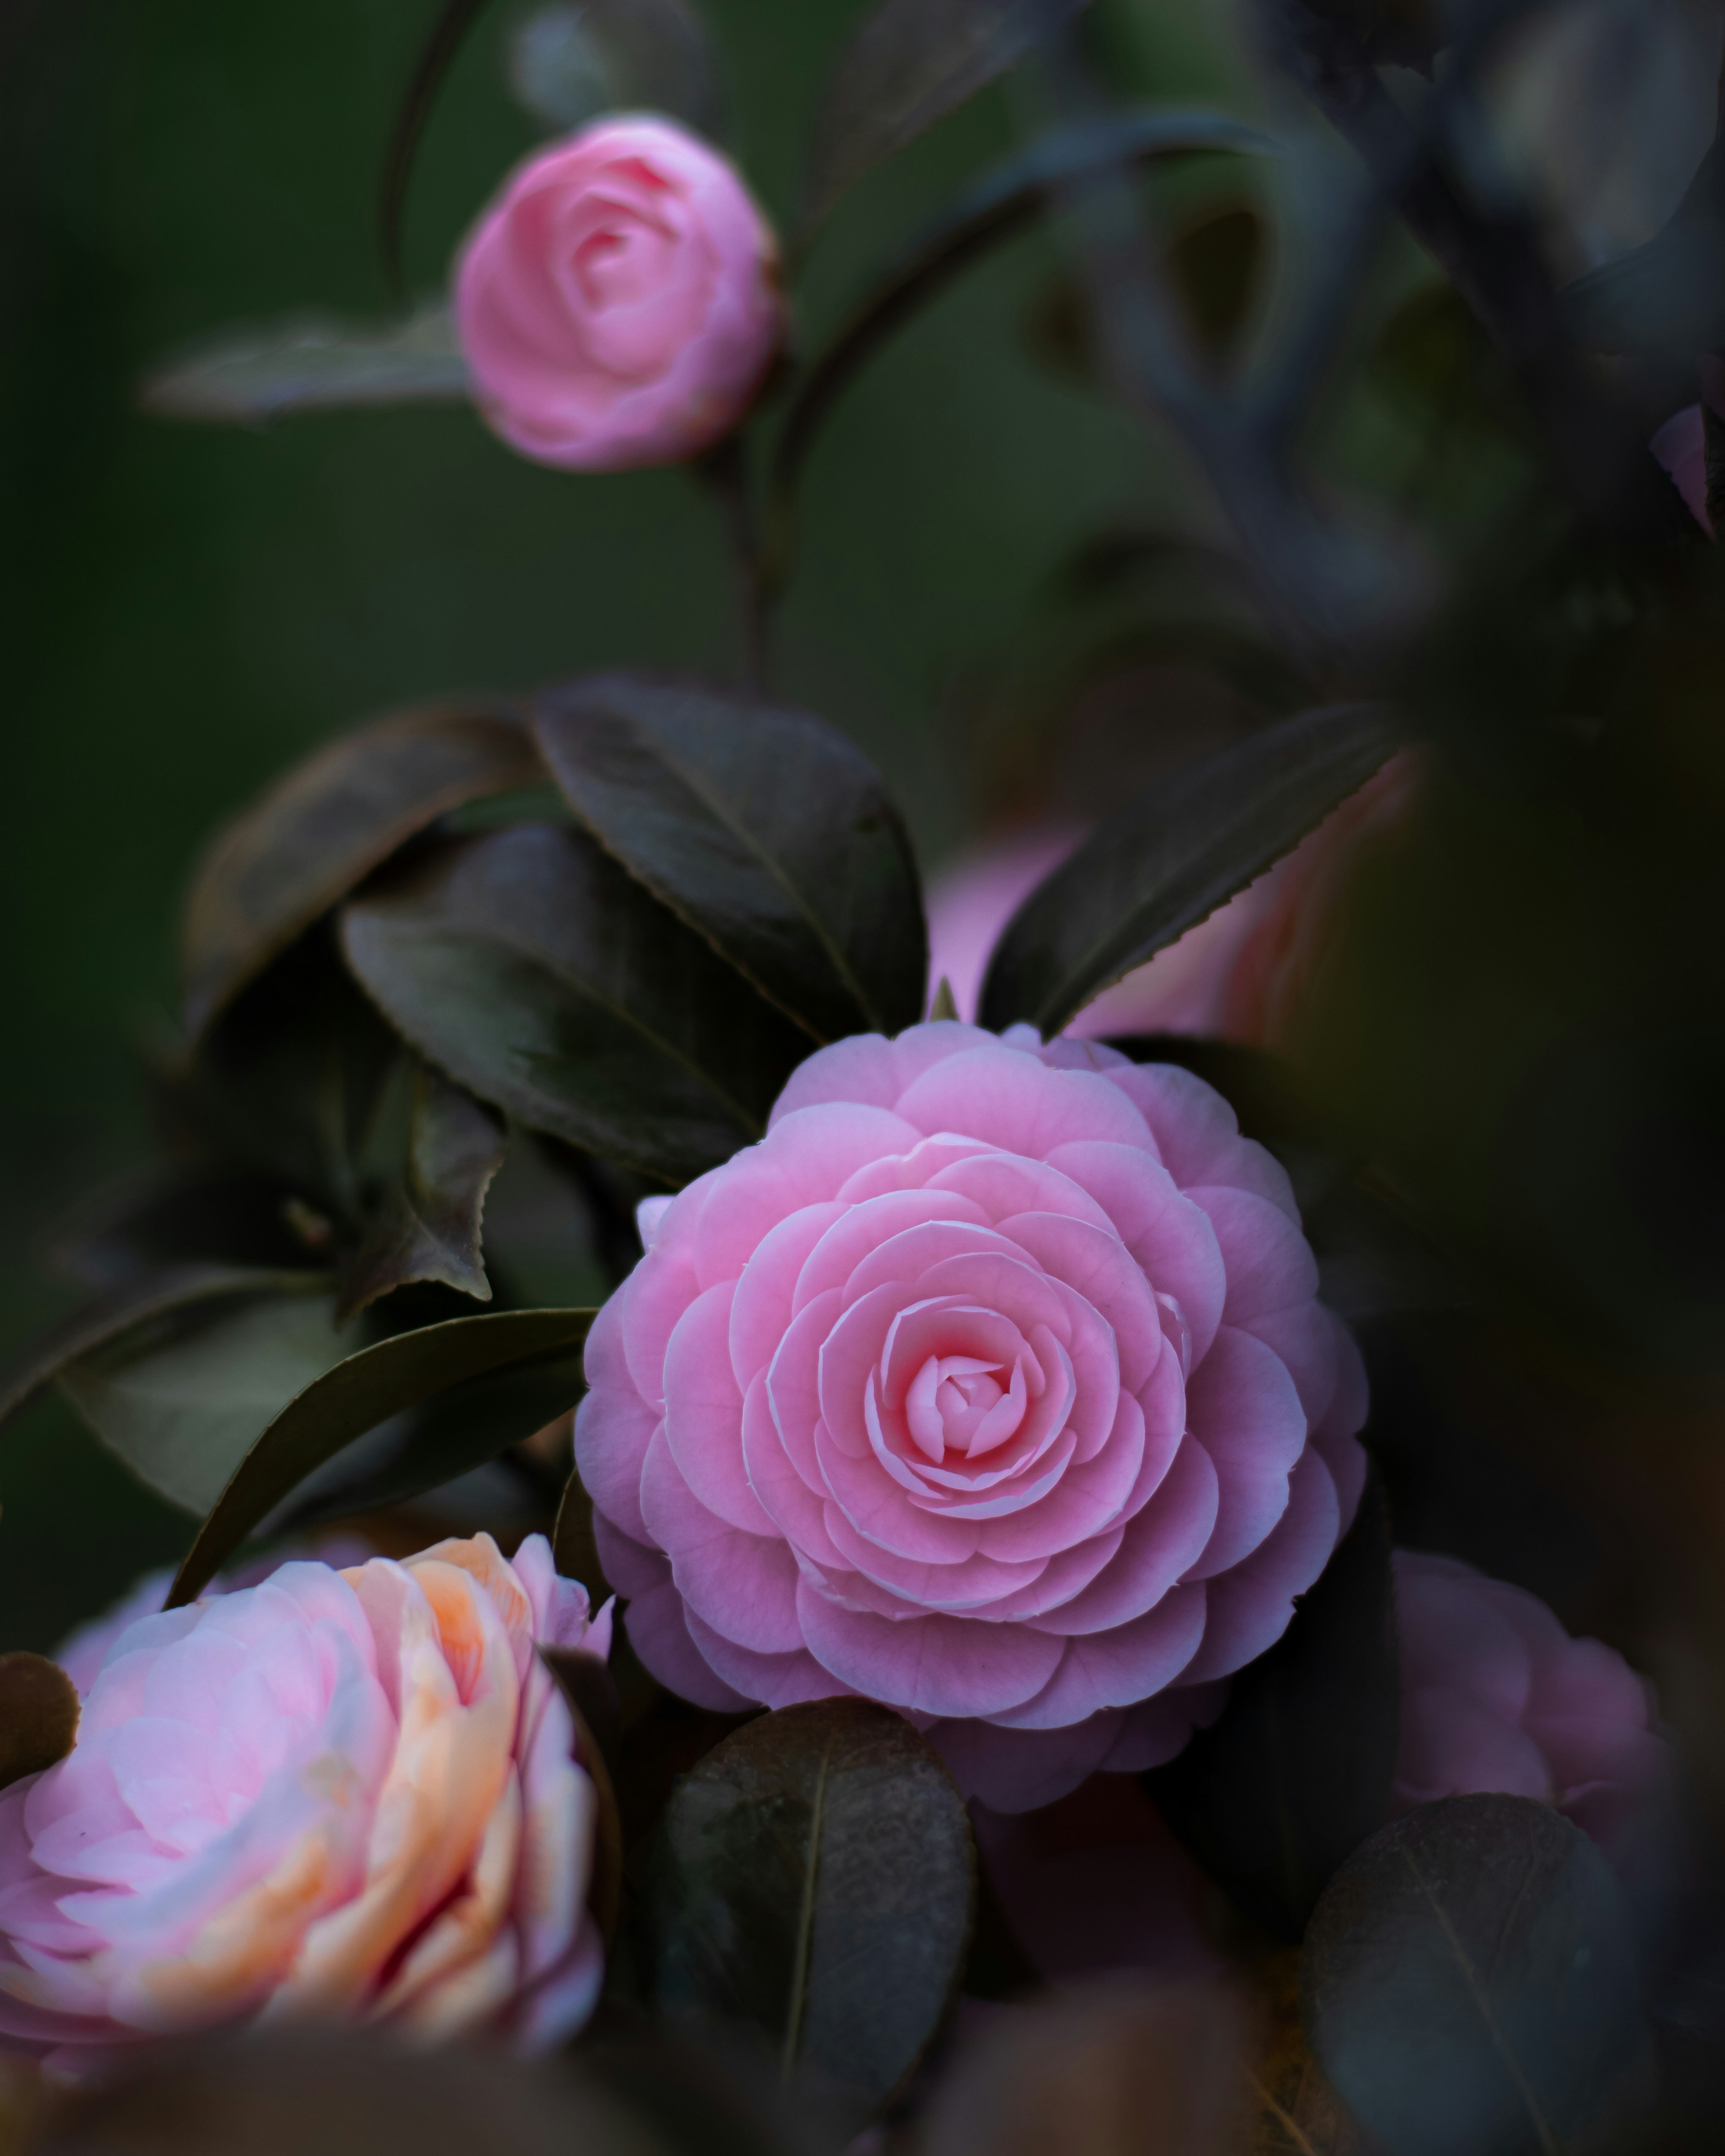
637;1698;973;2118
509;0;723;138
0;1655;80;1791
1146;1476;1399;1943
340;824;810;1182
168;1307;593;1605
800;0;1094;234
337;1069;504;1321
531;674;926;1043
181;701;539;1040
60;1288;352;1517
553;1461;612;1606
0;1264;332;1449
380;1;495;292
1371;283;1525;446
1302;1795;1647;2156
49;1168;315;1289
1250;1949;1373;2156
979;703;1402;1037
1558;136;1725;353
540;1647;624;1940
920;1975;1249;2156
774;112;1269;519
142;301;471;422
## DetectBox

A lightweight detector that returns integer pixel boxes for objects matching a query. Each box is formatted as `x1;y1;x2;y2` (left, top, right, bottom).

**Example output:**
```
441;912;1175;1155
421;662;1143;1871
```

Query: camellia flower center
905;1352;1028;1462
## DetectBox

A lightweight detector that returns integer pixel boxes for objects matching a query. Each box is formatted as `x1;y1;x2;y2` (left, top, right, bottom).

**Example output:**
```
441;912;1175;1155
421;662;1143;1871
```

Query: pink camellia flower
1652;405;1712;533
1394;1551;1676;1884
575;1021;1367;1811
453;117;784;472
0;1534;610;2078
925;755;1415;1051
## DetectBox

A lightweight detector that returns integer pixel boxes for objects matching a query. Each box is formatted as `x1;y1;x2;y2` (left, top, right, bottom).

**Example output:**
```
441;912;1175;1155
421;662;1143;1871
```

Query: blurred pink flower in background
0;1535;609;2078
926;755;1417;1049
575;1021;1366;1812
454;117;784;472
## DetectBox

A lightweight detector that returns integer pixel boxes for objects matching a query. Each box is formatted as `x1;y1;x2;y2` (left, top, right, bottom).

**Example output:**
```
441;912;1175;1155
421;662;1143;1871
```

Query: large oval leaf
340;824;810;1182
1302;1795;1647;2156
1146;1472;1400;1942
181;701;541;1040
800;0;1093;234
0;1655;80;1792
979;702;1402;1036
60;1288;353;1516
637;1697;974;2119
168;1306;595;1606
531;673;926;1043
142;303;472;423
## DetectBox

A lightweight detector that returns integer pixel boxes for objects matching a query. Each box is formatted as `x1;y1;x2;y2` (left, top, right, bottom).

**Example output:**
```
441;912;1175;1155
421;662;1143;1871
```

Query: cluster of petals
0;1535;607;2077
575;1021;1367;1811
453;116;784;472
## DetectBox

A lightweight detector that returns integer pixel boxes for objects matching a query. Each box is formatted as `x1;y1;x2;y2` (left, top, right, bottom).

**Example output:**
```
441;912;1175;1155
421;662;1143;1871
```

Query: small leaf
142;301;471;423
979;702;1402;1037
337;1070;505;1321
181;700;540;1041
540;1647;624;1941
508;0;724;138
1146;1475;1400;1943
637;1697;974;2119
0;1655;80;1790
531;674;927;1043
0;1264;332;1447
1301;1794;1647;2156
340;824;811;1182
801;0;1094;234
168;1306;594;1605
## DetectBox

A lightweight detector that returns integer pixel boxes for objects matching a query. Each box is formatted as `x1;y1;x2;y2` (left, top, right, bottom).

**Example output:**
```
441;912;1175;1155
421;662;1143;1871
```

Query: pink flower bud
454;118;785;472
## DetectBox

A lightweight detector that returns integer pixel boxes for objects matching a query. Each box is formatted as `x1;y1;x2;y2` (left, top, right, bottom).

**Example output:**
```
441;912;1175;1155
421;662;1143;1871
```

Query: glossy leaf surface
531;673;926;1043
0;1655;81;1792
168;1306;593;1605
143;303;471;423
337;1070;505;1321
980;702;1402;1035
341;824;810;1181
1302;1795;1646;2156
637;1697;973;2117
181;701;539;1040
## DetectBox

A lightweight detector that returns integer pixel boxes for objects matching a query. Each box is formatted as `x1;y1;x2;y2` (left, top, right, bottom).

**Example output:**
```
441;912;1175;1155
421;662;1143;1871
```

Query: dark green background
0;0;1234;1645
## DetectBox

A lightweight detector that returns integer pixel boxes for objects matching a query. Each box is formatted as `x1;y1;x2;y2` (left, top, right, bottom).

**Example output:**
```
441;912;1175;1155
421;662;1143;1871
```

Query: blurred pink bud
926;753;1417;1051
1653;406;1711;533
0;1534;610;2077
454;118;784;472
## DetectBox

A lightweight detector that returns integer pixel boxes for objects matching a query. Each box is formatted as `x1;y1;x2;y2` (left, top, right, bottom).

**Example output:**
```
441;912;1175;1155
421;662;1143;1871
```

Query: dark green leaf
637;1697;974;2119
336;1069;505;1321
181;700;540;1041
380;0;496;294
1302;1794;1647;2156
0;1655;80;1790
1557;137;1725;354
800;0;1094;234
979;702;1402;1036
553;1460;613;1606
0;1264;332;1448
540;1646;624;1940
531;674;926;1043
509;0;724;138
50;1169;316;1290
1146;1473;1400;1942
142;303;471;422
60;1288;354;1516
168;1306;594;1605
340;824;810;1182
773;112;1269;523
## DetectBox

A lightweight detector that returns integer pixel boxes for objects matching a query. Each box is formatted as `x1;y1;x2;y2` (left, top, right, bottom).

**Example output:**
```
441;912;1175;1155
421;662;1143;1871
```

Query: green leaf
181;700;541;1041
637;1697;974;2119
531;673;926;1043
0;1264;332;1446
508;0;724;138
773;111;1270;522
1557;137;1725;355
142;301;472;423
49;1170;317;1291
60;1287;353;1516
978;702;1402;1036
340;825;811;1182
0;1655;80;1790
168;1306;594;1606
336;1069;505;1321
1145;1473;1400;1942
1302;1794;1647;2156
799;0;1094;235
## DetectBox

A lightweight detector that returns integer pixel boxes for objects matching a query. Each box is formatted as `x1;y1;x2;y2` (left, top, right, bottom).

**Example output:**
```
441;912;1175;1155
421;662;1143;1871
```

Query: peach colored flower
0;1535;609;2078
454;117;784;471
